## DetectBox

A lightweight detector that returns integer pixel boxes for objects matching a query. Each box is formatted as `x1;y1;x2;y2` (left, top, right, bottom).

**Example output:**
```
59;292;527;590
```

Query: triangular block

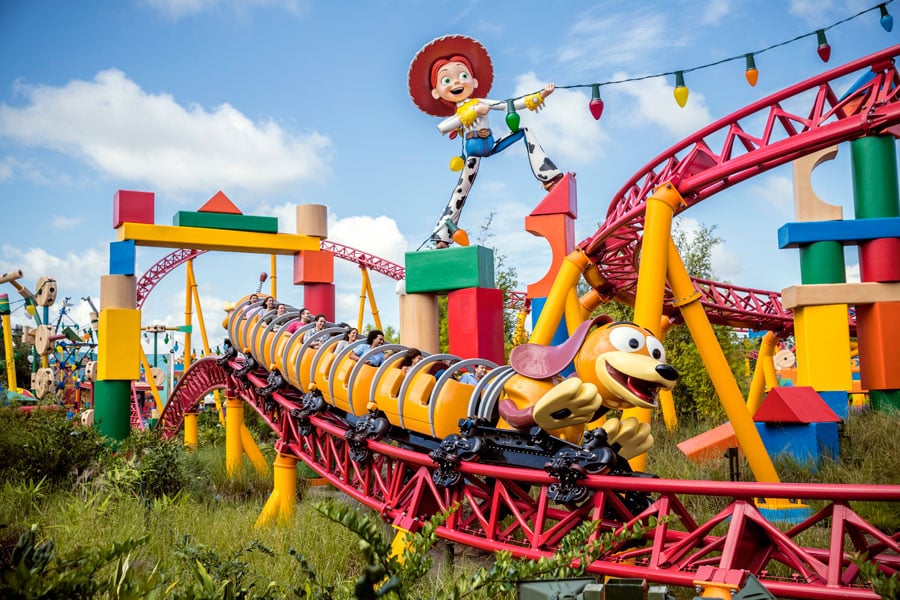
198;191;242;214
754;386;841;423
530;172;577;218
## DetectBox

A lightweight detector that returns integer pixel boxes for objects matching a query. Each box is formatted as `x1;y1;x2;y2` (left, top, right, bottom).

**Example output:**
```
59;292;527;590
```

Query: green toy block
173;210;278;233
870;389;900;413
405;246;494;293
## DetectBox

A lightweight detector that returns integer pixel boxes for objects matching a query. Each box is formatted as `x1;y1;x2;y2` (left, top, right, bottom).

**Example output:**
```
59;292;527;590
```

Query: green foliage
853;552;900;600
0;406;108;486
173;535;278;599
0;523;159;599
475;212;521;357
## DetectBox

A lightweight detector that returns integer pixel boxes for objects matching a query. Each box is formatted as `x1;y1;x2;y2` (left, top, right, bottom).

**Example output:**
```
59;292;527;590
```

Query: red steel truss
160;358;900;600
580;45;900;334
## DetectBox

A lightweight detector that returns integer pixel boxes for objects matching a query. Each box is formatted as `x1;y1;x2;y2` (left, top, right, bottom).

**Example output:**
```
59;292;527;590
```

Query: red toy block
113;190;154;228
677;421;738;464
447;287;504;364
529;172;577;218
859;237;900;282
753;386;841;423
525;213;575;299
198;190;242;214
856;301;900;389
293;250;334;284
303;283;335;321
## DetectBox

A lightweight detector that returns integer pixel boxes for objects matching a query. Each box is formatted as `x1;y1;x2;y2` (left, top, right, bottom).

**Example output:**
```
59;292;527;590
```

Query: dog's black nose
656;364;679;381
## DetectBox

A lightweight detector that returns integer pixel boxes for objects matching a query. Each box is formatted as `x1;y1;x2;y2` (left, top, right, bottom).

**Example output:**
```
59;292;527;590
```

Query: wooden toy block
781;282;900;309
818;390;849;420
97;308;141;380
117;222;318;254
404;245;494;294
198;190;242;214
754;386;841;424
856;301;900;389
799;241;845;284
99;275;136;310
529;172;577;217
755;421;840;467
293;249;333;284
109;240;136;276
793;146;843;222
448;287;504;364
525;212;575;299
859;237;900;282
296;204;328;238
92;380;133;440
399;293;439;354
677;421;738;464
777;217;900;248
173;210;278;233
113;190;154;228
870;389;900;413
302;283;335;321
793;304;852;390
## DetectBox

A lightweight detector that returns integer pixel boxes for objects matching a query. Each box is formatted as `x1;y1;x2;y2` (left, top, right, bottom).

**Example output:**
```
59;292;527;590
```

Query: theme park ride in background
75;45;900;599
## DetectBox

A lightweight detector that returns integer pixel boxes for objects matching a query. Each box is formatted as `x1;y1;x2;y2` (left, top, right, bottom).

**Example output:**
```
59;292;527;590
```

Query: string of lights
497;0;894;128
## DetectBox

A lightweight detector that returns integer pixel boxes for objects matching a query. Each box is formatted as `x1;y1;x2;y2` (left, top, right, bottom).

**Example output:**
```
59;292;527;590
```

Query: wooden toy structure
92;47;900;599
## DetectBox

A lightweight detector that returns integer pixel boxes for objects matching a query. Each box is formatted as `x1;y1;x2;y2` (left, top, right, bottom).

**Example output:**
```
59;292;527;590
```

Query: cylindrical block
295;204;328;238
399;292;439;354
799;242;845;284
100;275;137;309
859;237;900;282
0;270;23;284
303;283;335;321
852;136;899;219
93;379;132;441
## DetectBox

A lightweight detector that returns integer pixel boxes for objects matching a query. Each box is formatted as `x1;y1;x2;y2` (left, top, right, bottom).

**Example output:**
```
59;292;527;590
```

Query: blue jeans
465;130;524;158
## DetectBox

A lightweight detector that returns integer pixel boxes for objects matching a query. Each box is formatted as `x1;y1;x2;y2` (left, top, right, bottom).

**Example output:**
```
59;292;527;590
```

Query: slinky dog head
510;315;678;411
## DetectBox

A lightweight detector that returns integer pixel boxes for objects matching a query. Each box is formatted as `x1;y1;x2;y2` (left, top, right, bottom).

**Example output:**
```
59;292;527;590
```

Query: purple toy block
113;190;154;228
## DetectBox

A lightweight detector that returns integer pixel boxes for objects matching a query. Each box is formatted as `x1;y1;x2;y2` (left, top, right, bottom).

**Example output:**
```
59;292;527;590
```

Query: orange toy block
525;213;575;299
677;421;738;464
293;249;333;284
856;301;900;389
198;190;242;214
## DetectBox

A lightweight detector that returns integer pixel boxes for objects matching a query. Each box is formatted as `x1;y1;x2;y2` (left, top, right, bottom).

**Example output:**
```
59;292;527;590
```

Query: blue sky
0;0;896;359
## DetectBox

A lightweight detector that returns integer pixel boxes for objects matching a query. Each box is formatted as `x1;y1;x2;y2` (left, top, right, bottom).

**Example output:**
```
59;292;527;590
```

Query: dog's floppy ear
510;314;613;378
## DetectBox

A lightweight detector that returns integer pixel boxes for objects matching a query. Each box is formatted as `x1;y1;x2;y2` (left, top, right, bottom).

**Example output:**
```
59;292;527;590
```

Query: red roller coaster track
156;48;900;598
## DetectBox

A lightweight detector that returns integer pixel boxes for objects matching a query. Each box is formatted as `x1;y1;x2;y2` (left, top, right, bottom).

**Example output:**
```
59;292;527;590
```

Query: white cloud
142;0;308;19
558;7;675;72
846;261;861;283
0;244;106;292
748;174;795;217
611;73;713;138
701;0;733;25
513;73;607;165
51;215;84;229
0;69;333;199
788;0;836;24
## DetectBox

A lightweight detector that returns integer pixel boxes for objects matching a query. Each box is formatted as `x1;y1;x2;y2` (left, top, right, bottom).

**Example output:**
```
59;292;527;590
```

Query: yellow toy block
794;304;852;390
117;222;319;255
98;308;141;380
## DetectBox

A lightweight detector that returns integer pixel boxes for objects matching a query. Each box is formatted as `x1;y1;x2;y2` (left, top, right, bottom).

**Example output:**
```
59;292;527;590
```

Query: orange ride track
159;47;900;599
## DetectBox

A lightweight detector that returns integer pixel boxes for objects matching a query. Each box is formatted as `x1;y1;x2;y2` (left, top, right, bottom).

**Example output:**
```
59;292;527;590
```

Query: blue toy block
756;422;840;470
818;390;849;420
778;217;900;248
109;240;136;275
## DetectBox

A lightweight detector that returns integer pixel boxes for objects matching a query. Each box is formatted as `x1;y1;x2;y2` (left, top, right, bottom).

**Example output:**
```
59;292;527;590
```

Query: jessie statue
408;35;563;248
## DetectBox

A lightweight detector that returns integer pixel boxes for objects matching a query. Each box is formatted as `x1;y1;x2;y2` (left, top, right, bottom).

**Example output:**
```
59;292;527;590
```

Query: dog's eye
646;336;666;362
609;327;644;352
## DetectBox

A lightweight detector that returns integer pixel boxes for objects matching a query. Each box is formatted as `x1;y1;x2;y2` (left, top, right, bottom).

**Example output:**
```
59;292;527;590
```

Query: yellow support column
255;452;298;528
240;424;269;476
184;412;198;449
658;316;678;431
530;250;589;344
626;182;684;469
225;396;244;477
747;332;777;416
666;237;779;483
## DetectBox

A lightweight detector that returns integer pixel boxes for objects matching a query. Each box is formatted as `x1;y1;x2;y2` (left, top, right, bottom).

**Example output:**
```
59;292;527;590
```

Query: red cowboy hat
408;35;493;117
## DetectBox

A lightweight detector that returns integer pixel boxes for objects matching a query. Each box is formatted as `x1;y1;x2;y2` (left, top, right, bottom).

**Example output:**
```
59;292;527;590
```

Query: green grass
0;405;897;598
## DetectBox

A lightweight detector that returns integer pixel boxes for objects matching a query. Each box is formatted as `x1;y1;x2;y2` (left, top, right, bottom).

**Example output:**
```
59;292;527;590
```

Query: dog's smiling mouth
605;362;659;405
